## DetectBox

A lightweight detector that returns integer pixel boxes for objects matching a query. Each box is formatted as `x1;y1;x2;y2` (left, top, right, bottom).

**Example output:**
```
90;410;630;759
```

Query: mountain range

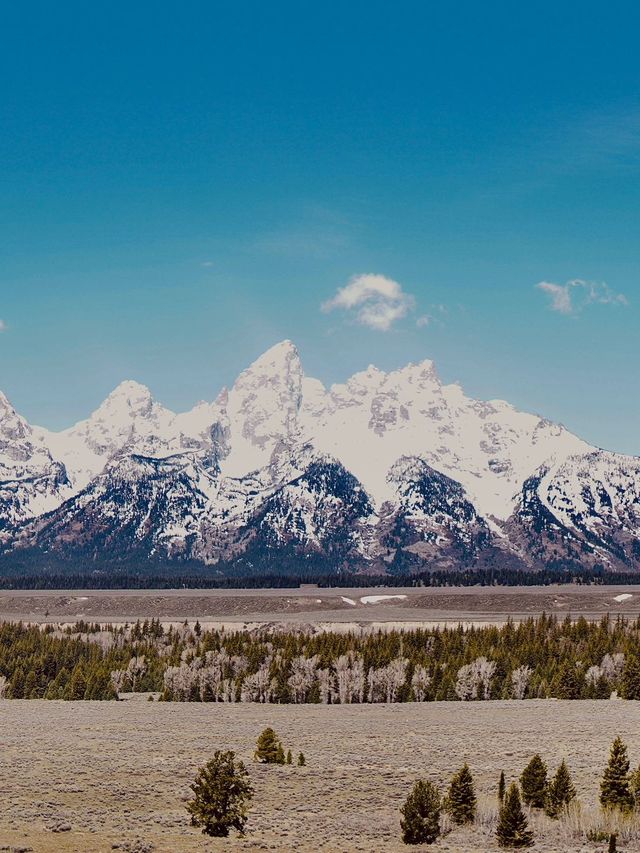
1;340;639;576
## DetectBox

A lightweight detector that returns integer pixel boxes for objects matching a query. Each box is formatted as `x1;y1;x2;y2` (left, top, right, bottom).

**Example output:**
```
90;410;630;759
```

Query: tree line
2;613;640;703
0;563;634;589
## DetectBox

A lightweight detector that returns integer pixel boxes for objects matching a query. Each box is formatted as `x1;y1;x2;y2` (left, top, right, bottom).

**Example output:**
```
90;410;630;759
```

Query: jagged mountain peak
1;340;638;575
98;380;157;417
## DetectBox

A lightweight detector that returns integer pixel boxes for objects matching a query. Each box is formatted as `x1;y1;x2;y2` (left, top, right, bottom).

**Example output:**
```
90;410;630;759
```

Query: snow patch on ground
360;594;408;605
613;593;633;602
341;597;357;606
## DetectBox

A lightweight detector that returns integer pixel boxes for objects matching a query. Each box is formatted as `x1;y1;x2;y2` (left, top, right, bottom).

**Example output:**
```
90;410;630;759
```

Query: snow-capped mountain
1;340;639;574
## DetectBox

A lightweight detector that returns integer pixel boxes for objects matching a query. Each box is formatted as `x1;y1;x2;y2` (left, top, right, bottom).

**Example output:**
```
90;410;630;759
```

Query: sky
1;1;639;454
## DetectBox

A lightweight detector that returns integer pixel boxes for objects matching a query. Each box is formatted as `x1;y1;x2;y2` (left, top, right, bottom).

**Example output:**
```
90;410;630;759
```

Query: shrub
187;750;254;837
400;780;441;845
297;752;306;766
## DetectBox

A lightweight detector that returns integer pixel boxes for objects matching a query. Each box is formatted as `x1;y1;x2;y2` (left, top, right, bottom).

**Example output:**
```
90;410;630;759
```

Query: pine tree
400;780;441;845
600;737;634;812
254;728;281;764
630;764;640;809
187;750;253;837
520;754;548;808
498;770;506;804
446;763;476;824
297;752;306;766
621;656;640;700
276;743;285;765
286;750;293;765
544;759;576;818
496;783;534;849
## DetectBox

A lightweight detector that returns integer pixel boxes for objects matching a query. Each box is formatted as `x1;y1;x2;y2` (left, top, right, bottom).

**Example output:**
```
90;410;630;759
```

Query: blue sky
1;1;639;454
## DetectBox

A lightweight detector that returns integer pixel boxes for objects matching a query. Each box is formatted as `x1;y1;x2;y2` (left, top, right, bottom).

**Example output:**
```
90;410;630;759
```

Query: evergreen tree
400;780;441;845
496;783;534;849
187;750;253;837
520;754;548;808
621;655;640;700
297;752;306;766
276;743;285;765
544;759;576;818
446;763;476;825
600;737;634;812
254;728;281;764
630;764;640;809
498;770;506;804
286;750;293;765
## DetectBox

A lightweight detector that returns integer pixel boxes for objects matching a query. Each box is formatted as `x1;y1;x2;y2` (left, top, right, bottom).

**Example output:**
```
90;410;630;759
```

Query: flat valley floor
1;699;640;852
2;584;640;627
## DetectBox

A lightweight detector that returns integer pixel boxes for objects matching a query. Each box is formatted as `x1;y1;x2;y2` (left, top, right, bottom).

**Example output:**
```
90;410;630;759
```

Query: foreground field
1;583;640;627
1;700;639;852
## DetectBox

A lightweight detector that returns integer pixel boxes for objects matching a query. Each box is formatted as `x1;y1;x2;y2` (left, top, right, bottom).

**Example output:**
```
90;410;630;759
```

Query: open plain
1;584;640;628
1;698;640;852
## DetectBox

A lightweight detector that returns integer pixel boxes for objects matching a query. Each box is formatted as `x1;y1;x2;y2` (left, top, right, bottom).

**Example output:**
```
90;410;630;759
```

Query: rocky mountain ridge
1;341;639;574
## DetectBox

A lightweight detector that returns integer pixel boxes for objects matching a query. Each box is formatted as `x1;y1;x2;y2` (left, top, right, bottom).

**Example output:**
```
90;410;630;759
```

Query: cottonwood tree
368;658;408;703
127;655;147;692
241;660;276;703
317;668;336;704
335;653;365;704
510;665;533;700
411;665;431;701
455;657;496;701
287;655;319;703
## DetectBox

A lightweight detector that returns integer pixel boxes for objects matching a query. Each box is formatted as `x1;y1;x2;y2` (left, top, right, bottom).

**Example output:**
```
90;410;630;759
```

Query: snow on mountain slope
222;340;303;478
1;340;638;573
299;359;590;520
0;392;72;529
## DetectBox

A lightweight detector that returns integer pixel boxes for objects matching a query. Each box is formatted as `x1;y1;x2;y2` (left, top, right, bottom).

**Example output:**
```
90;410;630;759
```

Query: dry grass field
1;698;640;852
1;584;640;627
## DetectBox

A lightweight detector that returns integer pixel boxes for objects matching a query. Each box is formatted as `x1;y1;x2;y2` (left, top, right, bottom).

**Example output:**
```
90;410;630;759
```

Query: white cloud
536;279;628;315
416;314;431;328
0;320;6;332
322;274;415;331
